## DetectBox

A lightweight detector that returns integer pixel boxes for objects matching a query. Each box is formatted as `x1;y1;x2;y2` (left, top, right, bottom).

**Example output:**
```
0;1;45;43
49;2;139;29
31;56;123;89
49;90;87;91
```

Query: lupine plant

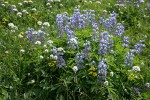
0;0;150;100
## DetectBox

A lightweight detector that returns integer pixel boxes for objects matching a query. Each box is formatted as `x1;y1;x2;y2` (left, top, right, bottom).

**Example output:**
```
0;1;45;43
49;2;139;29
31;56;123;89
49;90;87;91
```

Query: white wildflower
132;66;140;72
37;21;42;26
53;55;58;60
145;83;150;88
31;8;36;12
35;41;41;45
104;81;109;86
139;0;144;3
17;12;22;17
72;66;78;73
18;2;22;6
1;4;5;6
5;51;9;54
39;55;44;59
18;34;23;38
110;72;114;77
70;38;78;44
43;44;47;48
47;40;53;44
8;23;15;28
19;49;24;53
45;49;49;53
23;0;28;3
11;5;16;8
57;47;64;52
43;22;50;27
46;3;50;6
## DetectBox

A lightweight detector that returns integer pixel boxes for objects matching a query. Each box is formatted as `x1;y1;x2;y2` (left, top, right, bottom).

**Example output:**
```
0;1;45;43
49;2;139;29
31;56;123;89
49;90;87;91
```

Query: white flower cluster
72;66;78;73
50;54;58;60
8;23;18;32
37;21;50;27
132;66;141;72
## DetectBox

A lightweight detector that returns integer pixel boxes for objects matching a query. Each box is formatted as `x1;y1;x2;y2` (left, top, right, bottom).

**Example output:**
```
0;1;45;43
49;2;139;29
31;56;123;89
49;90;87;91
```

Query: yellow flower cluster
88;66;97;77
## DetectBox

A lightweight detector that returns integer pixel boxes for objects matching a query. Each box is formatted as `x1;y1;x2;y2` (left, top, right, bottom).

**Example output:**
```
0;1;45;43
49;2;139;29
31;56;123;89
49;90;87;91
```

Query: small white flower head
17;12;22;17
46;3;50;6
31;8;36;12
13;26;18;30
5;51;9;54
43;22;50;27
54;0;61;2
104;81;109;86
12;8;18;12
11;5;16;8
103;10;107;13
60;4;63;7
8;23;15;28
57;47;64;52
18;2;22;6
132;66;141;72
43;44;47;48
20;49;25;53
37;21;42;26
140;0;144;3
32;31;37;35
145;83;150;88
50;54;54;59
53;55;58;60
72;66;78;73
35;41;41;45
47;40;53;44
45;49;49;53
50;54;57;60
4;2;8;4
22;10;27;13
23;0;28;3
96;1;101;4
1;4;5;6
70;38;78;44
39;55;44;59
18;34;23;38
28;0;33;3
110;72;114;77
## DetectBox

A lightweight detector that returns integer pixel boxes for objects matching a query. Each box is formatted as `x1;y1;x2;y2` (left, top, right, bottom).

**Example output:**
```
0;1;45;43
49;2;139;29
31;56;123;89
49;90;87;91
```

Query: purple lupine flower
0;2;2;6
56;14;65;37
78;14;87;29
70;9;81;29
66;30;75;39
91;22;99;42
91;29;99;42
82;40;91;61
88;10;95;25
109;12;117;26
133;43;145;54
75;52;84;69
25;28;35;40
104;18;111;30
57;55;66;67
124;50;135;66
97;59;107;83
99;16;105;25
122;36;130;48
98;31;113;56
148;3;150;10
134;88;140;95
115;23;124;37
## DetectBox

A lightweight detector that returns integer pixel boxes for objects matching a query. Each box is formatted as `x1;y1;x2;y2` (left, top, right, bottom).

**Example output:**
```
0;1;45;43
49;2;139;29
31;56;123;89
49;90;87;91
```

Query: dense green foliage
0;0;150;99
